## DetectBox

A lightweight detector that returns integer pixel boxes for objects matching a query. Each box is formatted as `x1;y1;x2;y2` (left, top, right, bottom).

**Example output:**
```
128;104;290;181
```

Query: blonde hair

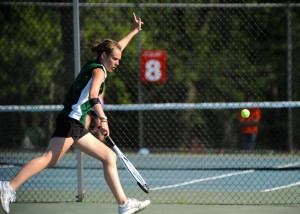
91;39;121;57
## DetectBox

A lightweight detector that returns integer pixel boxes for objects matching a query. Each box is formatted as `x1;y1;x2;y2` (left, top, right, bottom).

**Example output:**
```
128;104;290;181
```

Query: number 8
145;59;162;81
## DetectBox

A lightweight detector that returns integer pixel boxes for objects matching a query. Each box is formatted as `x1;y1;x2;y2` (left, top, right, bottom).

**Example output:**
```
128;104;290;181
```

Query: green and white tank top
61;61;107;124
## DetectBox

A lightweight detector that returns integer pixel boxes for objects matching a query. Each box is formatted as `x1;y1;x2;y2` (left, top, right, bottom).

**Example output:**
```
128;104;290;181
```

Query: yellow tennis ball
241;109;250;118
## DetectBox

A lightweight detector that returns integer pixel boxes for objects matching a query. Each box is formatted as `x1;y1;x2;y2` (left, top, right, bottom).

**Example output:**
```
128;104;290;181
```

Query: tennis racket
106;136;149;193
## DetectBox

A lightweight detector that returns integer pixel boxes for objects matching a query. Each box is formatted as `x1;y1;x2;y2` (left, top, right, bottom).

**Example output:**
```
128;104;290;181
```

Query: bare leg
73;133;127;204
9;137;74;191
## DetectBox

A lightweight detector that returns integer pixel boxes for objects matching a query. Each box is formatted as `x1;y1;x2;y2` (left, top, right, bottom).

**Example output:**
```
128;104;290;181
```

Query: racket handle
105;136;115;147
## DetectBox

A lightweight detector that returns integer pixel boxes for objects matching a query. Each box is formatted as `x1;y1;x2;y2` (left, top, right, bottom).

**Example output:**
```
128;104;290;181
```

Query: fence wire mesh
1;0;300;205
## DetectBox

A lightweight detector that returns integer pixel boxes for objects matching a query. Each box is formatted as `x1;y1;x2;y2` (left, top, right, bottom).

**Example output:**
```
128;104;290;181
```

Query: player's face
102;49;122;72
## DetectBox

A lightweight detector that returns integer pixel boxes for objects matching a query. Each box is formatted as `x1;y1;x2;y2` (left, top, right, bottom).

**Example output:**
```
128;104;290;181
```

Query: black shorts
52;114;89;141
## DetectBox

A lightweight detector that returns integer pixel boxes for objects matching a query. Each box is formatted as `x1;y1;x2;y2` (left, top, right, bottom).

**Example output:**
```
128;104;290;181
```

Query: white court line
151;170;255;191
275;162;300;169
261;181;300;192
260;161;300;192
0;164;15;168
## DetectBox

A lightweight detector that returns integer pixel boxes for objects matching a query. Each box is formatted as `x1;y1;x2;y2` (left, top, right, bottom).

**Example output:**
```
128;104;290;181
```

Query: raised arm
118;12;143;51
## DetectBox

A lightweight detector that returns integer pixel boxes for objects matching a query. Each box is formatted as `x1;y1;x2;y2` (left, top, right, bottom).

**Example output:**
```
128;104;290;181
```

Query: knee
41;153;58;168
104;150;117;165
109;150;117;163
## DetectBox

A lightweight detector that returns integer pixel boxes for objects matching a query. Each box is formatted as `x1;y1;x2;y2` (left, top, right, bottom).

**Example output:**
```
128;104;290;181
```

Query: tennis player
0;13;150;214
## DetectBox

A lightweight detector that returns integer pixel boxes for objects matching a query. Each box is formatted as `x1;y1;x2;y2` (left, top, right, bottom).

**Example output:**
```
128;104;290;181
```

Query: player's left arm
89;68;109;136
118;12;143;51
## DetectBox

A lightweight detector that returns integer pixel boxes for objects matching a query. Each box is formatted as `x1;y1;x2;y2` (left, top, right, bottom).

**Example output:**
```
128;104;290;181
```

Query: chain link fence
1;1;300;205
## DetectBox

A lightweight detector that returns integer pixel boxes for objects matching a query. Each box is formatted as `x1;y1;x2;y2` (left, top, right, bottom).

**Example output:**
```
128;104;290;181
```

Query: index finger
133;12;138;22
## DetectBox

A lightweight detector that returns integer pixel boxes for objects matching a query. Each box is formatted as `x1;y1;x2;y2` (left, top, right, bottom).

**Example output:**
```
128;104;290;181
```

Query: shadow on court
2;202;299;214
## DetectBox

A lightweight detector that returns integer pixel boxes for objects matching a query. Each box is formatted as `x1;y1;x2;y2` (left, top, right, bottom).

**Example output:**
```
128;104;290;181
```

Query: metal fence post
136;4;144;150
287;4;293;152
73;0;84;202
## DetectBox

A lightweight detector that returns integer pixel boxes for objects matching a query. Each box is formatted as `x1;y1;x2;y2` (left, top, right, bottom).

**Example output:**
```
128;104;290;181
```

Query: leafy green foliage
1;2;300;150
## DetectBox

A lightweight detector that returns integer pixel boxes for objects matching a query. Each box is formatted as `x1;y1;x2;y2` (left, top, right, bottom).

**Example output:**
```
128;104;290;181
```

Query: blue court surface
1;152;299;193
1;151;300;210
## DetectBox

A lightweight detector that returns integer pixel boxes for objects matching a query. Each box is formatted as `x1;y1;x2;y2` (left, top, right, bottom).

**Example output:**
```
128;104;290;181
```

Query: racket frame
106;136;149;193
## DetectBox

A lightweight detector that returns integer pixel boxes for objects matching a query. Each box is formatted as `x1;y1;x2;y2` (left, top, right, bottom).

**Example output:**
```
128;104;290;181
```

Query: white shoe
118;198;150;214
0;181;16;213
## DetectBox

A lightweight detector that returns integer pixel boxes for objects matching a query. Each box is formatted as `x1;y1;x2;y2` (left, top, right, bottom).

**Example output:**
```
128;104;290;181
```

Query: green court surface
2;203;300;214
